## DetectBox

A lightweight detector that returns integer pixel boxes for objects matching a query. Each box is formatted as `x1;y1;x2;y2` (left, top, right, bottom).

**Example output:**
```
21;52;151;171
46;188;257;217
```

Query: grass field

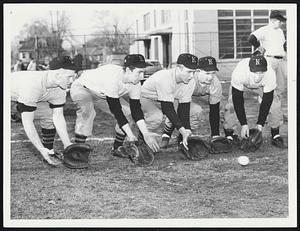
10;82;289;219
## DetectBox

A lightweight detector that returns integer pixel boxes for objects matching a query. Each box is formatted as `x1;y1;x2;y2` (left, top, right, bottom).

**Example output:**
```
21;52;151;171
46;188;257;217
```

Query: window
154;38;159;60
136;20;139;35
161;10;171;24
218;9;287;60
154;10;157;27
143;13;150;31
184;10;188;20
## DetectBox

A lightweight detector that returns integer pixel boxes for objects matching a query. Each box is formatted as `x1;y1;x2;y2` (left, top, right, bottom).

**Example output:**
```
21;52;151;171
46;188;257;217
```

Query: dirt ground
9;82;289;219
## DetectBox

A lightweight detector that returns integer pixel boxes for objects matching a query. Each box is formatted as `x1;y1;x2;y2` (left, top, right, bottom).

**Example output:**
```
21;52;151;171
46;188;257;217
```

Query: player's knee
146;111;163;129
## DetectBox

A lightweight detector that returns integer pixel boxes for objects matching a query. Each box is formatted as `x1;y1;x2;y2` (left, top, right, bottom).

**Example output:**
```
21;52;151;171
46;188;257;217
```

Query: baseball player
140;53;198;150
160;56;224;148
223;55;285;148
248;10;287;147
11;56;78;166
70;54;160;157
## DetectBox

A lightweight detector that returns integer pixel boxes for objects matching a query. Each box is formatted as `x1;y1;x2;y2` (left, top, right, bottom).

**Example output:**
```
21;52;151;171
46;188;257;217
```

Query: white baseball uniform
140;69;195;133
70;64;140;136
223;58;282;130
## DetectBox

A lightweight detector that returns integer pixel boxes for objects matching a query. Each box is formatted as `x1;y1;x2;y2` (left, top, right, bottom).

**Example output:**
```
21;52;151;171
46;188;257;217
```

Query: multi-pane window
218;9;287;60
161;10;171;24
143;13;150;31
154;38;159;60
184;10;189;52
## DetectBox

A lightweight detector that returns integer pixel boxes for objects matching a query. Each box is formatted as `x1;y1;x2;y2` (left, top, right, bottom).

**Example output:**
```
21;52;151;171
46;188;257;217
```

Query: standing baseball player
223;55;285;147
160;56;224;147
140;53;198;150
11;56;78;165
70;54;160;157
248;10;287;147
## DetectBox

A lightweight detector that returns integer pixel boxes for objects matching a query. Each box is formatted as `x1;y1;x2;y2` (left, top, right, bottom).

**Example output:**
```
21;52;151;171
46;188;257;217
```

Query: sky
7;4;141;43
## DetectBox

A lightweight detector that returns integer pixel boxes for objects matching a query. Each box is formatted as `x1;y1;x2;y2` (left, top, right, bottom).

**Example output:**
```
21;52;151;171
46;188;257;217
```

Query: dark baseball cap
270;10;287;22
49;56;78;71
177;53;198;70
198;56;219;71
123;54;150;68
249;55;268;72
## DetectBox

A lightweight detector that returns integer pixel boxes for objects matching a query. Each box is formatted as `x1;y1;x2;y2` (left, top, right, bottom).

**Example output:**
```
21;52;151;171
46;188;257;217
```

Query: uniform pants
140;97;203;134
266;57;287;99
70;80;132;137
223;85;283;132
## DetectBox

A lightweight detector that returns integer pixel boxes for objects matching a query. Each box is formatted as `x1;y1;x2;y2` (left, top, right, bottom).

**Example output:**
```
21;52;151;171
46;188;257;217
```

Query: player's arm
257;90;274;128
106;96;136;140
232;86;247;126
17;102;50;154
51;104;72;149
248;34;260;49
129;99;160;152
209;102;220;136
161;101;191;149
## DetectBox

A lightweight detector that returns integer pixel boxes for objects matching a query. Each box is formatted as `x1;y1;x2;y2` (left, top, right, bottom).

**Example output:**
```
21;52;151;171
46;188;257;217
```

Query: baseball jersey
231;58;277;93
193;72;222;104
78;64;141;99
252;24;286;56
141;69;195;103
11;70;66;107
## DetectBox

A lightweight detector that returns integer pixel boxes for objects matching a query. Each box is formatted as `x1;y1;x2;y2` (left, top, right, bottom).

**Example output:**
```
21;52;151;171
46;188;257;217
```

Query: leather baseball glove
179;136;210;160
63;143;92;169
209;136;232;154
126;141;155;167
240;128;263;152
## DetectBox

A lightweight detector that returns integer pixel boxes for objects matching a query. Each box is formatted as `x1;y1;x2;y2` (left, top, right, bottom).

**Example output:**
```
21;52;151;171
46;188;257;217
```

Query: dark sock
75;133;87;143
41;128;56;150
224;129;234;137
163;123;175;137
113;132;126;149
271;127;280;138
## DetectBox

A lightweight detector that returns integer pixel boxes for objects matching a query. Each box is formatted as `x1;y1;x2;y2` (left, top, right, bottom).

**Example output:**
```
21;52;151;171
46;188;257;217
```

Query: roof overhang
133;35;151;41
149;27;172;36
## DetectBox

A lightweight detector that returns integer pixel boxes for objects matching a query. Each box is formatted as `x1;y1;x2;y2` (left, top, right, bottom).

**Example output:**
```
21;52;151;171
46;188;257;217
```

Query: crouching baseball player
70;54;160;157
223;55;286;148
140;53;198;151
161;56;231;153
11;56;77;166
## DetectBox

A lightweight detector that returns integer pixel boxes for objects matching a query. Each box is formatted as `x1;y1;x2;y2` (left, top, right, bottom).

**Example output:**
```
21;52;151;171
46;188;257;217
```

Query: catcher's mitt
240;128;263;152
209;136;232;154
125;141;154;167
179;136;210;160
63;143;92;169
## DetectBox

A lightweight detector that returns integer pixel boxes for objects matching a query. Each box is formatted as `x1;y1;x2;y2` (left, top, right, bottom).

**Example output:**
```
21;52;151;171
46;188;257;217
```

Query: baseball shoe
49;149;64;161
271;136;286;149
226;134;240;146
110;146;128;158
160;136;170;149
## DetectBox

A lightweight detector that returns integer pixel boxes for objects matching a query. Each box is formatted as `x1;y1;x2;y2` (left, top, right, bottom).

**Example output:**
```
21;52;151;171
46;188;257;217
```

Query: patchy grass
10;82;289;219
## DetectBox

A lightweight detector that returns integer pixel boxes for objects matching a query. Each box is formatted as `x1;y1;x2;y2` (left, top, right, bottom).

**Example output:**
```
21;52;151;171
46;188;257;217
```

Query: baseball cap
249;55;268;73
177;53;198;70
123;54;150;68
198;56;219;71
270;10;287;22
49;56;78;71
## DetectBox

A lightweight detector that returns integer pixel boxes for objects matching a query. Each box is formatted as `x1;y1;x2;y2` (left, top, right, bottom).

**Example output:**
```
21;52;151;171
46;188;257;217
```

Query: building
18;35;63;67
130;9;286;79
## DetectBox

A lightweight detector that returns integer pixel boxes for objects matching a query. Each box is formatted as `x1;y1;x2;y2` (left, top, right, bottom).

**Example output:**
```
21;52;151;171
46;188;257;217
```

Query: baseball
238;156;249;166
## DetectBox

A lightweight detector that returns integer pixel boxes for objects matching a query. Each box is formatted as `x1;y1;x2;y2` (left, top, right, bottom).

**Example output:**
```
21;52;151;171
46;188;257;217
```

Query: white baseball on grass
238;156;249;166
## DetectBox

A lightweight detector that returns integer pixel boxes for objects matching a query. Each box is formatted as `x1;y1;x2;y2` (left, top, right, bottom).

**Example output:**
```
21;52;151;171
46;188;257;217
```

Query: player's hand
257;46;266;55
143;132;160;153
40;148;61;166
256;124;263;132
180;128;192;150
241;125;249;138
